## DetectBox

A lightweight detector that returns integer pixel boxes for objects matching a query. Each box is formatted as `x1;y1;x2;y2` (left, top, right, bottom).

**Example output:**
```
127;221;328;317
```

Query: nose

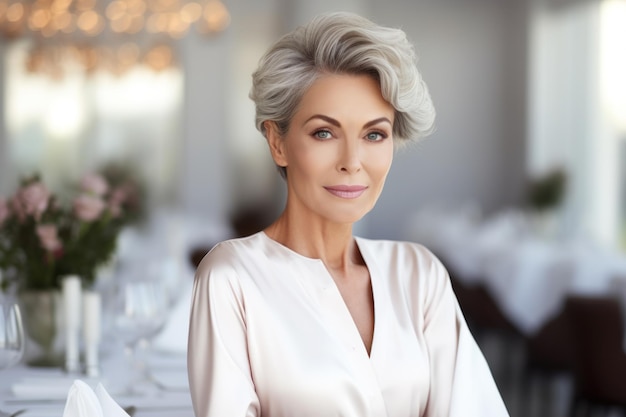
337;138;362;174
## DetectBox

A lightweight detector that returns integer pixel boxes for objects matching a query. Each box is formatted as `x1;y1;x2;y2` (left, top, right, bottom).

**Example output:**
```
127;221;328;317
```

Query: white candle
83;291;101;377
62;275;82;373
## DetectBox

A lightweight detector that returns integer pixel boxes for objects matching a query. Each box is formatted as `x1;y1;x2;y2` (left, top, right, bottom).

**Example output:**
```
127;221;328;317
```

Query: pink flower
107;186;129;218
10;196;25;222
36;224;63;252
0;198;9;226
109;186;128;206
14;182;50;221
108;201;122;218
80;174;109;196
73;194;106;222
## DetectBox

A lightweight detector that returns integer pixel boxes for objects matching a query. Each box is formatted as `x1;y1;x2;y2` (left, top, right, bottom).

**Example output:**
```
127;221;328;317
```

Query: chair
230;204;274;238
520;307;576;417
189;246;212;269
441;255;519;337
440;255;522;394
565;295;626;416
525;308;575;373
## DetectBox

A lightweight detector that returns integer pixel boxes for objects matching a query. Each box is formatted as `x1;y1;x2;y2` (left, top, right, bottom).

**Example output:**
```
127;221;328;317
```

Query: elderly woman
188;11;509;417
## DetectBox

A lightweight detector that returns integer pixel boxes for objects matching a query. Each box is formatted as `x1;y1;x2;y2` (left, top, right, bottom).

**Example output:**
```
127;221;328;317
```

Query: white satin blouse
187;232;509;417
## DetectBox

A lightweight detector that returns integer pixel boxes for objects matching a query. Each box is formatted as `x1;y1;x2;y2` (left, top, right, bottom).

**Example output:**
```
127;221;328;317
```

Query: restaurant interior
1;0;626;415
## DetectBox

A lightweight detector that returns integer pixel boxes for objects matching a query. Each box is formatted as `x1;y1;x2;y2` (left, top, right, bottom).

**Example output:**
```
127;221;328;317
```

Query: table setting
0;350;192;417
0;253;200;416
0;177;236;417
0;171;232;417
0;248;196;417
0;257;196;417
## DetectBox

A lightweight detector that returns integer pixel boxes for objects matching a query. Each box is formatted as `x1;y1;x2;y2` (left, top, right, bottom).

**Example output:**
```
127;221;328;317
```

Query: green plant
527;168;567;212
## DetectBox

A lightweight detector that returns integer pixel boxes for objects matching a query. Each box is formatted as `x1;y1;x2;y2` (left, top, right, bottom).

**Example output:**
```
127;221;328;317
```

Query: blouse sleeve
420;250;509;417
187;244;260;417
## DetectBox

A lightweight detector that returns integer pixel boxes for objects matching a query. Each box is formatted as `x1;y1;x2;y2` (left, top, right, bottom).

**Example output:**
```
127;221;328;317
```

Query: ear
265;121;288;168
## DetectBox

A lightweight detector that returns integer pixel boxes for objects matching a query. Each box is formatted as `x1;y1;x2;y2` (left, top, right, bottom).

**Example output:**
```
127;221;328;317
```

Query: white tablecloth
0;349;193;417
408;206;626;336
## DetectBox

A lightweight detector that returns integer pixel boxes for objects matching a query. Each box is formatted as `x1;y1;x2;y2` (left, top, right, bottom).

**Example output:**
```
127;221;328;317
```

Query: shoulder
194;232;268;286
357;237;446;275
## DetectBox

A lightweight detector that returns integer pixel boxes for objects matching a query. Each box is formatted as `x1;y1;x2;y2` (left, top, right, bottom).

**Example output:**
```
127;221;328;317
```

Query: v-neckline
259;231;379;359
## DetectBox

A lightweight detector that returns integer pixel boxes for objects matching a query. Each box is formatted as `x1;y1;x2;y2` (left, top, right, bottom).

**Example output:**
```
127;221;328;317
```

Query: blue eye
314;130;332;140
365;132;386;142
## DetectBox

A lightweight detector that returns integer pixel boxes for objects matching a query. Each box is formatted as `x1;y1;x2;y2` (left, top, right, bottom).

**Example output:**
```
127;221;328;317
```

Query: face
266;73;395;225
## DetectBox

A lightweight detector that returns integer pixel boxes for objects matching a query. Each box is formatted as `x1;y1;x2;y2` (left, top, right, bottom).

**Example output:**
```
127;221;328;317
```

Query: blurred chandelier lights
0;0;231;76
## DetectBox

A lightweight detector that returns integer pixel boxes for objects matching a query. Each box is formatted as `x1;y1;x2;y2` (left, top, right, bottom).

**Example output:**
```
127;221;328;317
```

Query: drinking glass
0;302;25;417
111;278;167;393
0;302;25;369
117;259;177;354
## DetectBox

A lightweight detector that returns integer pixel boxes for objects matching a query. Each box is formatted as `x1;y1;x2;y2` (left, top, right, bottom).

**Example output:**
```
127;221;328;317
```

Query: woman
188;11;509;417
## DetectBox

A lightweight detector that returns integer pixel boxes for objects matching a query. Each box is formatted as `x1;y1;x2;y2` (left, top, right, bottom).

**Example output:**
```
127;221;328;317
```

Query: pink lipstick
324;185;367;199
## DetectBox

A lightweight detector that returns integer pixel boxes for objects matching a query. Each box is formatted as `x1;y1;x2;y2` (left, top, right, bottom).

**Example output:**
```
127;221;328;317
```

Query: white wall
0;43;11;197
364;0;529;239
178;30;233;222
527;0;621;245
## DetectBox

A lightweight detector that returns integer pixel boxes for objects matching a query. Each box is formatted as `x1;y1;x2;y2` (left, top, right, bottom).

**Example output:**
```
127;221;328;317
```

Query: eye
365;131;387;142
313;130;333;140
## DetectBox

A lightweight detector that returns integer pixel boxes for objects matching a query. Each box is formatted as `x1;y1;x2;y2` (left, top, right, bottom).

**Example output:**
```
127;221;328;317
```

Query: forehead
293;73;394;123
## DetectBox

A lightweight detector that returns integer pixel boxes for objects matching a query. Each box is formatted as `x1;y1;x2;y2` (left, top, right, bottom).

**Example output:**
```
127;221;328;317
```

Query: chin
322;207;371;226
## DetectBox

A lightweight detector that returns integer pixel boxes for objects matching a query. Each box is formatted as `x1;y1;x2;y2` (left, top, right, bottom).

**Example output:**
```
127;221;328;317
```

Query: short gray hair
250;11;436;144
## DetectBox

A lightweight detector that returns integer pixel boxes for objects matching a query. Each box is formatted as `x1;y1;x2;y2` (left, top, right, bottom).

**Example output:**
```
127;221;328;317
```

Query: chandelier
0;0;231;76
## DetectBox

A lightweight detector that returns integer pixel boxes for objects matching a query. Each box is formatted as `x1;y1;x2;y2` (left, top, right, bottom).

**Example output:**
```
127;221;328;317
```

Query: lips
324;185;368;199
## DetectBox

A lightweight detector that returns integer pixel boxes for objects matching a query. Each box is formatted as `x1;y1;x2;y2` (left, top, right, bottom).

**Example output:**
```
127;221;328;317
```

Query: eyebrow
303;114;392;129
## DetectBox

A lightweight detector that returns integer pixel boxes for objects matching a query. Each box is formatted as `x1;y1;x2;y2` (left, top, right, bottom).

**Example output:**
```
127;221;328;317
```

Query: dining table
0;271;198;417
407;205;626;337
1;208;236;417
0;344;194;417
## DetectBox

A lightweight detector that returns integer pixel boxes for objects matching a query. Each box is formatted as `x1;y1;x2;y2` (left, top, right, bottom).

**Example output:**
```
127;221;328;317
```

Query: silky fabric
188;232;509;417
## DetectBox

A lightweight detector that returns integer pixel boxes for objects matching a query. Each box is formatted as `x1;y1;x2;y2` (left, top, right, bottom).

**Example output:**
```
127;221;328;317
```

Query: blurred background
1;0;625;245
0;0;626;415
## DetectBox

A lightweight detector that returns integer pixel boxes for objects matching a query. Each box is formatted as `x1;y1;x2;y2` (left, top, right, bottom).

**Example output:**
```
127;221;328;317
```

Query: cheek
371;145;394;182
289;143;333;177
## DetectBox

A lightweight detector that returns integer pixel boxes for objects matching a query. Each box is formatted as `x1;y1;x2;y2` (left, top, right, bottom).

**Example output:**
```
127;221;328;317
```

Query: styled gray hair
250;11;436;145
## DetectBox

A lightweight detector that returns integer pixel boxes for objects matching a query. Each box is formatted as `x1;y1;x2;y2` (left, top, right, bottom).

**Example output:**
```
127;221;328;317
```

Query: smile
324;185;368;199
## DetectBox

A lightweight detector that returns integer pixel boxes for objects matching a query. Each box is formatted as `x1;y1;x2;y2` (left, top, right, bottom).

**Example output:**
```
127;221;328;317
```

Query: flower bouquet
0;171;143;365
0;172;140;291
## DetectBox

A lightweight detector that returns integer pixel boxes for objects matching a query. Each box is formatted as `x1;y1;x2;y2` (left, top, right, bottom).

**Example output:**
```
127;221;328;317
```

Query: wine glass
0;302;25;369
111;277;167;393
0;302;25;417
118;258;177;354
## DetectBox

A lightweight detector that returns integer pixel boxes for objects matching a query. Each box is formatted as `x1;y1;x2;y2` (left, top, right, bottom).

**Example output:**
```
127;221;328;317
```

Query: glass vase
18;290;65;367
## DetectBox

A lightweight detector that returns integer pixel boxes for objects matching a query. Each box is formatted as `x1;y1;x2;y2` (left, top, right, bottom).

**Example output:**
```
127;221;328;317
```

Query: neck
264;209;362;272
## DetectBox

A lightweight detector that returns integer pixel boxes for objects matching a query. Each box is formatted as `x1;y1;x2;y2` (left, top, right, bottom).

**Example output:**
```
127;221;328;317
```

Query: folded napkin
11;376;102;399
62;380;129;417
11;378;74;399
